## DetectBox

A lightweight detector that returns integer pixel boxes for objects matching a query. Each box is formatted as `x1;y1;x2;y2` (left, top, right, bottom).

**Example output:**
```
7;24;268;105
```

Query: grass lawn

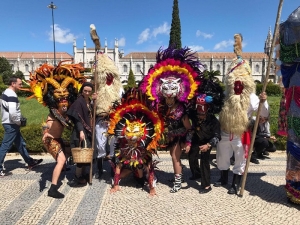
19;97;49;125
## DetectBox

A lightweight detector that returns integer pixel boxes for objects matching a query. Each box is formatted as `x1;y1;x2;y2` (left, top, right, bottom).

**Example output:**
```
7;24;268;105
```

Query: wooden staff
89;24;101;184
239;0;284;196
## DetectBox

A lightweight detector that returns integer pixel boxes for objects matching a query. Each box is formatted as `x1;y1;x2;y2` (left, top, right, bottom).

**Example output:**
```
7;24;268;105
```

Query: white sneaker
0;170;5;177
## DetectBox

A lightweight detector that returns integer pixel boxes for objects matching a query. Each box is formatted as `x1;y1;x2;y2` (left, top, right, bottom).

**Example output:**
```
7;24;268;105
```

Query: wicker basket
71;140;94;163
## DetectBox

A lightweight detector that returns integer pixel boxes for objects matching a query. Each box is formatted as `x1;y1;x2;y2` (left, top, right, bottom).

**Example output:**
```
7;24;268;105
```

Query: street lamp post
47;2;57;66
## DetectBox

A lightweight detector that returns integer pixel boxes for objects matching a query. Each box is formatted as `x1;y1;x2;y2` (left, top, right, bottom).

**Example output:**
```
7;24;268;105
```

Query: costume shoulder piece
108;88;164;167
139;46;203;105
95;53;123;116
219;33;255;135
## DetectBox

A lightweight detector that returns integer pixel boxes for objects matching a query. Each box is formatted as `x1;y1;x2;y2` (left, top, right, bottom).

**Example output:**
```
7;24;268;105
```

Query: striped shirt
1;88;21;125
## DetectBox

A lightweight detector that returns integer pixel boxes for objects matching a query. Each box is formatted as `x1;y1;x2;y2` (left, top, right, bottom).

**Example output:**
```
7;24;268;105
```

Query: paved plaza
0;151;299;225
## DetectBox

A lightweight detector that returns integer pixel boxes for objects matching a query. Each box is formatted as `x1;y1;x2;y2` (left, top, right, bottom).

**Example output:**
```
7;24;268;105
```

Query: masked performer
94;52;123;178
140;46;202;193
188;77;224;193
279;7;300;205
108;88;163;196
26;61;85;198
215;34;269;195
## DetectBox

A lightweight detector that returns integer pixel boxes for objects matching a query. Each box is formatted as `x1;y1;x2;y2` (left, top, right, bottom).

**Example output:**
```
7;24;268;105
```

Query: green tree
0;57;12;74
169;0;182;49
127;68;136;88
14;70;25;80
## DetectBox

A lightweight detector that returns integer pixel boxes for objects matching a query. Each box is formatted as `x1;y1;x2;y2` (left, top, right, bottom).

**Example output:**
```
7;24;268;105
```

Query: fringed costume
216;34;269;195
279;7;300;205
140;46;203;193
108;88;163;196
94;52;123;177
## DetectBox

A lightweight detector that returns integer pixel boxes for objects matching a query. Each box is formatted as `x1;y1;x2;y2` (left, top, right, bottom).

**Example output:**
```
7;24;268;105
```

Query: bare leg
170;143;182;174
52;151;66;185
110;164;122;193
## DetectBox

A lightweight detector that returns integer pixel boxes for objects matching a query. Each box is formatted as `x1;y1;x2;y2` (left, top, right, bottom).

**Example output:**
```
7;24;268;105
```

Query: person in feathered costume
140;46;203;193
24;61;86;198
94;52;123;178
108;88;163;196
215;34;269;195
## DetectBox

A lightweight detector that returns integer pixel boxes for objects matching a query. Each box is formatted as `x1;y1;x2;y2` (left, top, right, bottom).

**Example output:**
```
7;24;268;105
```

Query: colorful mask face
160;78;181;98
53;87;69;101
124;120;146;146
234;80;244;95
196;94;213;115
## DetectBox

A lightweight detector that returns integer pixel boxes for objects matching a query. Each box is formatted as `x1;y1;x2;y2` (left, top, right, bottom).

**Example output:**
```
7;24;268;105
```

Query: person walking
0;76;42;177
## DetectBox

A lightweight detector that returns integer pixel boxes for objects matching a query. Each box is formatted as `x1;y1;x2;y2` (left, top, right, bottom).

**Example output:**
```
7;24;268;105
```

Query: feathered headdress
140;46;203;104
108;88;164;154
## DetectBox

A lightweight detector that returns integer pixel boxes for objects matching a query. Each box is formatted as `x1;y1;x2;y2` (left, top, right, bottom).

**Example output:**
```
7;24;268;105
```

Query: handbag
20;116;27;127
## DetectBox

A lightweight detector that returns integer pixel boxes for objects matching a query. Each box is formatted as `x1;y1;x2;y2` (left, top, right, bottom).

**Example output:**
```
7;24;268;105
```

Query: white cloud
48;24;76;44
196;30;213;39
137;22;170;44
137;28;150;44
213;39;234;50
118;37;126;47
152;22;170;37
189;45;205;52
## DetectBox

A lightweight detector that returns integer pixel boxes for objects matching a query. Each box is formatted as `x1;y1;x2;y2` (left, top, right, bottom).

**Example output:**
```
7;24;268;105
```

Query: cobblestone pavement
0;151;299;225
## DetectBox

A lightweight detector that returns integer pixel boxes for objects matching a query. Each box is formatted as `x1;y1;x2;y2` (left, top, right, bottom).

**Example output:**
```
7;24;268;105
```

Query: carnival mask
160;78;181;98
196;94;213;115
234;80;244;95
106;73;114;86
124;119;146;146
53;87;69;101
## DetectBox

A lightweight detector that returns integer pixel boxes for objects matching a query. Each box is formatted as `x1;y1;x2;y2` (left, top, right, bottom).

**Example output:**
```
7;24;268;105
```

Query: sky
0;0;299;56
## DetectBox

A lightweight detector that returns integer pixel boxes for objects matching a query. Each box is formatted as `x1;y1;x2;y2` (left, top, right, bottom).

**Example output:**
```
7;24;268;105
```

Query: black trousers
199;148;211;188
188;145;201;178
254;137;276;157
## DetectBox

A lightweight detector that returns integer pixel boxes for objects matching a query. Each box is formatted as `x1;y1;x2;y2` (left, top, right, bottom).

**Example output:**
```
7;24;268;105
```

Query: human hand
79;131;85;141
199;144;210;152
185;145;191;153
259;92;267;102
270;136;277;141
42;133;54;142
92;92;98;100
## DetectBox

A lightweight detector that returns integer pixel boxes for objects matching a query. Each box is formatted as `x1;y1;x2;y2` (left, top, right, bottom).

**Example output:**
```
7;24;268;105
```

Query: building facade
1;29;276;83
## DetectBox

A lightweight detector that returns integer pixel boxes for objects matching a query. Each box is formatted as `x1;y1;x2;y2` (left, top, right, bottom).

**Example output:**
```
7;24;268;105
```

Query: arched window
216;64;221;71
136;64;141;73
123;65;128;73
11;64;14;71
255;64;260;73
25;64;29;72
203;64;208;70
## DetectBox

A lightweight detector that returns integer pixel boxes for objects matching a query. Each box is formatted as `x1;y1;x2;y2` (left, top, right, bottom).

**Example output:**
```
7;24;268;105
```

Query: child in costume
215;34;269;195
25;61;85;198
108;88;163;196
278;6;300;205
140;46;203;193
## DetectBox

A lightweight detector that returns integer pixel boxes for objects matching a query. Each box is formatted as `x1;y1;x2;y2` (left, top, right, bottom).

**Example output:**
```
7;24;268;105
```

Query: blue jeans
0;124;33;170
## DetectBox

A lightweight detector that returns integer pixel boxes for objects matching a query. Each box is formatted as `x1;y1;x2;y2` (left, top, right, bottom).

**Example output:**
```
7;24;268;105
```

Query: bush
256;83;282;96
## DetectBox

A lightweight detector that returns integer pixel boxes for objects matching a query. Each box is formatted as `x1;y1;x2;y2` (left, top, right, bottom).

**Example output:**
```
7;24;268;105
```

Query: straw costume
215;34;269;195
140;46;203;193
94;52;123;177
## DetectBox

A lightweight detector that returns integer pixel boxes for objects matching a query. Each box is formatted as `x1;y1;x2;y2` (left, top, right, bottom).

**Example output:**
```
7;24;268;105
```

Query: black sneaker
263;151;270;156
28;159;43;168
250;158;260;164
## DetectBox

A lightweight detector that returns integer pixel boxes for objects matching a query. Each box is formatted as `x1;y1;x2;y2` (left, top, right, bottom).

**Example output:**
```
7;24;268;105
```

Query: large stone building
1;29;276;83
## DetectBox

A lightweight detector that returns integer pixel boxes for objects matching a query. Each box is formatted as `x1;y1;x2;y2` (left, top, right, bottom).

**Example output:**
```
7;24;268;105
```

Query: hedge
256;82;282;96
0;124;72;153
